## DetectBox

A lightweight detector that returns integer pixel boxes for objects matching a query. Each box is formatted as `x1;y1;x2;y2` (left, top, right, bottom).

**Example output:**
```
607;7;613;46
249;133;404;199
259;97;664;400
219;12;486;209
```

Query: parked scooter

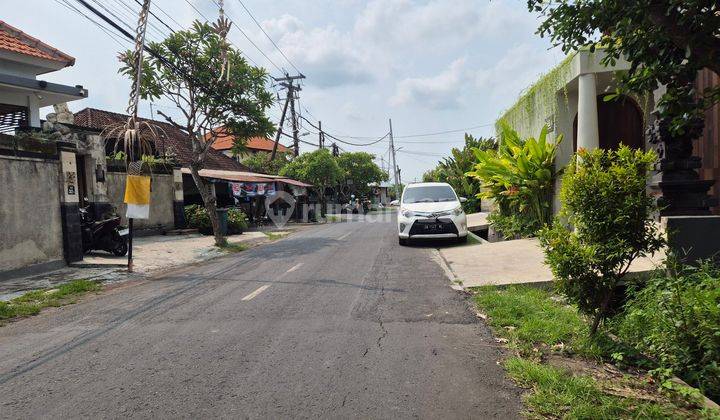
80;207;129;256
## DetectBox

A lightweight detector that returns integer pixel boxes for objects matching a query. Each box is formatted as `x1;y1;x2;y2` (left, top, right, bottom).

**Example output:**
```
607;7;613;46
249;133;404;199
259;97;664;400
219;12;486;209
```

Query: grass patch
505;357;681;419
325;215;342;223
0;279;101;322
466;233;481;245
220;242;249;253
264;232;287;241
473;286;714;418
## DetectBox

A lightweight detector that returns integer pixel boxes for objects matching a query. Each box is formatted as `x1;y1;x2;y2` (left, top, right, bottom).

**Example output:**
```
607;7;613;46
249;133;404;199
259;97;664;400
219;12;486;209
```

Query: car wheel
399;237;408;246
456;235;467;244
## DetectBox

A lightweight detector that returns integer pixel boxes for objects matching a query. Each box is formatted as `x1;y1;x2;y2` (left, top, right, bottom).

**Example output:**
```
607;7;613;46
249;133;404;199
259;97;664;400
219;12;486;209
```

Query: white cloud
390;58;468;109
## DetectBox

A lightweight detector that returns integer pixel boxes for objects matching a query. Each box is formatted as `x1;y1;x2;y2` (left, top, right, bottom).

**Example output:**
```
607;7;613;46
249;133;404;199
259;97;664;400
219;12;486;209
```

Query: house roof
211;128;290;153
73;108;249;172
0;21;75;66
180;168;313;187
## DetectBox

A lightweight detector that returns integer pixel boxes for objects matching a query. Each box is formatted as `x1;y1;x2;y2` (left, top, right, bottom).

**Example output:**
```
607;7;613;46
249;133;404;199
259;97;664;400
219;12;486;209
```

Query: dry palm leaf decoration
102;0;163;166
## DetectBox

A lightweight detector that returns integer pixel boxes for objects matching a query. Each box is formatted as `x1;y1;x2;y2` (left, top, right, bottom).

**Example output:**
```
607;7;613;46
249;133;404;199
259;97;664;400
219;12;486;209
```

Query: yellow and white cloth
124;175;151;219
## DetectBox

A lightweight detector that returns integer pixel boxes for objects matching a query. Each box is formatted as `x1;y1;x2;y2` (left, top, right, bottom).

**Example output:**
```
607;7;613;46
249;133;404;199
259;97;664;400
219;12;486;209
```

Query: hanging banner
124;175;151;219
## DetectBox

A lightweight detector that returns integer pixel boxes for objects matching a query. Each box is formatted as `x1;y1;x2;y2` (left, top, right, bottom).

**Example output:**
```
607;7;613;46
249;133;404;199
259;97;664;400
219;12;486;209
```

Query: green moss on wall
496;53;576;136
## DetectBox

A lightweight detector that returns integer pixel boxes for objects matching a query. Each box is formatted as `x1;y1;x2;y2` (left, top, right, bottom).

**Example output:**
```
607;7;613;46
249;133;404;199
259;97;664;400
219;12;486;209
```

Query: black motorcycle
80;207;129;256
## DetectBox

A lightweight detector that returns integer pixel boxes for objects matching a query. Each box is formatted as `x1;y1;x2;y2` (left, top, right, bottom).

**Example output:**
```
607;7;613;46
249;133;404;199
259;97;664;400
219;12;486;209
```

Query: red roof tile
0;21;75;66
73;108;249;172
211;127;290;153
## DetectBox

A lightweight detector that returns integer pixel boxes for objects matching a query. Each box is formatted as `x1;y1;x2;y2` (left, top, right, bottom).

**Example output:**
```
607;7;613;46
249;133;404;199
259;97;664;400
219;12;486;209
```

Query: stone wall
106;171;176;231
0;155;64;273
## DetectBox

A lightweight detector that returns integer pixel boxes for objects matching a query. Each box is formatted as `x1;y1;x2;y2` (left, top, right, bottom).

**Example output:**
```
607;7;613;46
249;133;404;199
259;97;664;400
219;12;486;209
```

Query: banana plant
467;120;563;236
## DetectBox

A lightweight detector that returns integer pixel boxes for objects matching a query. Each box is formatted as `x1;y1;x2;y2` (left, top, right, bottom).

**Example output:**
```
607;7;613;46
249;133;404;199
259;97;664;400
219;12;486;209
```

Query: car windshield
402;186;457;203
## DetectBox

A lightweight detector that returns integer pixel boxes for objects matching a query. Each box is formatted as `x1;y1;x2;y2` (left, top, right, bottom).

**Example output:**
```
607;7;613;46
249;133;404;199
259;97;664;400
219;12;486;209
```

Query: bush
539;147;664;333
613;261;720;401
467;121;561;238
184;205;248;235
227;207;248;234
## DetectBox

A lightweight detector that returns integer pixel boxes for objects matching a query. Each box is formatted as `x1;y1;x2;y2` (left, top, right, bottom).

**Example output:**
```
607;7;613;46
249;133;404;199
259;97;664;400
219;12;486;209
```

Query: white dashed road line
241;285;271;301
337;232;352;241
286;262;303;273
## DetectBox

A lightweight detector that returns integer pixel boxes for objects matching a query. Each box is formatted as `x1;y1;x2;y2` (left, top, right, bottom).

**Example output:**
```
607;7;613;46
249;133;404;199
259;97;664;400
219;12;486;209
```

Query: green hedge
184;205;248;235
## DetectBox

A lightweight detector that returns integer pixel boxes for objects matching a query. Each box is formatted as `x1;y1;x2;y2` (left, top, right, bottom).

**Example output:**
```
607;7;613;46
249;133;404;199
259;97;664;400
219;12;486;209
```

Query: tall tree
242;151;291;175
423;134;497;212
280;149;342;217
526;0;720;137
336;152;389;198
119;21;274;246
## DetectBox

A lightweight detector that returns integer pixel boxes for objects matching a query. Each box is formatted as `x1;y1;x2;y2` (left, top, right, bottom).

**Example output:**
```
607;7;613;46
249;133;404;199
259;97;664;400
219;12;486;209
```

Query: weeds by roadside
0;280;101;323
219;242;249;253
473;285;717;419
264;232;287;241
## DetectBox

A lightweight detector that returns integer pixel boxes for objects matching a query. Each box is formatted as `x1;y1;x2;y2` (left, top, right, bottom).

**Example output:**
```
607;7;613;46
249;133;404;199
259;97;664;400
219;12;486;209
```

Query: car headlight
452;206;463;216
401;208;414;218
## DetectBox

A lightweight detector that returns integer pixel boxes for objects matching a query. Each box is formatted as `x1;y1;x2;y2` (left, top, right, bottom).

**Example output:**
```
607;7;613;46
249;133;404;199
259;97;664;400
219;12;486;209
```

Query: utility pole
389;118;400;199
270;74;305;159
318;120;325;149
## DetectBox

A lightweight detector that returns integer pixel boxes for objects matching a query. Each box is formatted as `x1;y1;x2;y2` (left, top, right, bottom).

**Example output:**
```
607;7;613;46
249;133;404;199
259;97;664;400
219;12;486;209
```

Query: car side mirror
390;199;399;206
459;197;467;203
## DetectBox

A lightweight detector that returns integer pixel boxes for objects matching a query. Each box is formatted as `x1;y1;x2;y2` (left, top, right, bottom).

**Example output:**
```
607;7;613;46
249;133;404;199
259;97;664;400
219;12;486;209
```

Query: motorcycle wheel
112;238;128;256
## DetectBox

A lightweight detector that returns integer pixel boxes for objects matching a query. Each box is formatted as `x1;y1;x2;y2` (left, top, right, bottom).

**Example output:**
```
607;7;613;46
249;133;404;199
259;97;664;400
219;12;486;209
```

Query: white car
397;182;468;246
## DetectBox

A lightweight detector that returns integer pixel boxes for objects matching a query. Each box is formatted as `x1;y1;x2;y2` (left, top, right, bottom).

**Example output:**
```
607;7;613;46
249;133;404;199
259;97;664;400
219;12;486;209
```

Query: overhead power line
394;122;495;138
233;0;302;75
300;116;389;147
55;0;131;48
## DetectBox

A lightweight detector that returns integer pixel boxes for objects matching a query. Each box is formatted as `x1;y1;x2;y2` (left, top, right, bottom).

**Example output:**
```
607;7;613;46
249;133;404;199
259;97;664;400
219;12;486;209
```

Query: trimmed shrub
539;147;664;333
184;205;248;235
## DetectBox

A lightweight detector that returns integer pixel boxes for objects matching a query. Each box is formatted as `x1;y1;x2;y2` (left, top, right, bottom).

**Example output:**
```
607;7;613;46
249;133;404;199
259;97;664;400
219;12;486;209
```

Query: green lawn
473;286;716;419
0;279;101;323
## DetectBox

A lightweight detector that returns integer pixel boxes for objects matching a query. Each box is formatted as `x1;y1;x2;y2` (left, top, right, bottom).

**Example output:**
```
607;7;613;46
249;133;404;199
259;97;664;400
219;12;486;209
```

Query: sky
6;0;563;182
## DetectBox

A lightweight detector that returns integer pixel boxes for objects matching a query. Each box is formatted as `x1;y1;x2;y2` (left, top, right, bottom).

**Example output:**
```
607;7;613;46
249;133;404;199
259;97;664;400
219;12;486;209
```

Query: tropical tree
280;149;342;217
422;133;496;212
336;152;389;198
467;121;562;238
119;21;274;246
526;0;720;139
242;151;291;175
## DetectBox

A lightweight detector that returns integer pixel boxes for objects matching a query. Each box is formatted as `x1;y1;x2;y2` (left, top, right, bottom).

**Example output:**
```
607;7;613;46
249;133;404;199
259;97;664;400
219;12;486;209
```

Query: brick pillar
57;142;83;263
172;167;186;228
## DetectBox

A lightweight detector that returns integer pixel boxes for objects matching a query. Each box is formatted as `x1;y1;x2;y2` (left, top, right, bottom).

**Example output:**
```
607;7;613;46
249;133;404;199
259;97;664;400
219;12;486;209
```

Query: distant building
210;126;291;162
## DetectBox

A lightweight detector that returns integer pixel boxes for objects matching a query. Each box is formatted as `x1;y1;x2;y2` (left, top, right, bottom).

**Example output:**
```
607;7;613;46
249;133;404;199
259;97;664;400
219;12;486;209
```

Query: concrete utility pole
389;118;400;199
270;74;305;159
318;120;325;149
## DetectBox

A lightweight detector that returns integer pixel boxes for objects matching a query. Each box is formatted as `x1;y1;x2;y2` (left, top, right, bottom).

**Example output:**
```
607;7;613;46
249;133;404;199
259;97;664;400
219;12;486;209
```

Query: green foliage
227;208;248;233
526;0;720;139
505;357;682;419
467;121;561;237
280;148;342;193
241;151;291;175
612;261;720;401
0;280;100;321
422;133;496;212
336;152;389;197
185;205;247;235
119;21;274;142
539;147;664;333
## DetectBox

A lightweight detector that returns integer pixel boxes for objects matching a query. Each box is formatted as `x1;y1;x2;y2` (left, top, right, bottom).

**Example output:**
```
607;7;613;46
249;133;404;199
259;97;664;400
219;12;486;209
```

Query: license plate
423;224;440;231
118;228;129;236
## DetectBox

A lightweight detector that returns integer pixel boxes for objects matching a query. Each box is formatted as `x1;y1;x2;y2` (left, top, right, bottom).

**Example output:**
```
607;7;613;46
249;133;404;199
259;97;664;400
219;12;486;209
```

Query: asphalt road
0;214;522;419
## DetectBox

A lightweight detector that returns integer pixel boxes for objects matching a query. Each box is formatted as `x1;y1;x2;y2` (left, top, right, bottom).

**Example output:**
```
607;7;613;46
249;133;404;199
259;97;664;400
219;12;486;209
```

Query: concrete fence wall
106;171;176;231
0;155;64;272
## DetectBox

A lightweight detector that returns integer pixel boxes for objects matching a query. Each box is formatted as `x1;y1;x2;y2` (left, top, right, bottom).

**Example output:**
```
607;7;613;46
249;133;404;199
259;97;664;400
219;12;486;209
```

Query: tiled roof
211;127;290;153
0;21;75;66
73;108;249;172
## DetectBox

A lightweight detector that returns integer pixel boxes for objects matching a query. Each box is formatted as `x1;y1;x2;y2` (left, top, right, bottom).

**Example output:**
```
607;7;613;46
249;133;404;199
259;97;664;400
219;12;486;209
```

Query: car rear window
402;186;457;203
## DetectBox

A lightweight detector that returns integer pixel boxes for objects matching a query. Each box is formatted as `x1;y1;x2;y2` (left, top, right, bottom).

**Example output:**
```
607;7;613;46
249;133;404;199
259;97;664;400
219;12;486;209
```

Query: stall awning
180;168;312;187
181;168;274;183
